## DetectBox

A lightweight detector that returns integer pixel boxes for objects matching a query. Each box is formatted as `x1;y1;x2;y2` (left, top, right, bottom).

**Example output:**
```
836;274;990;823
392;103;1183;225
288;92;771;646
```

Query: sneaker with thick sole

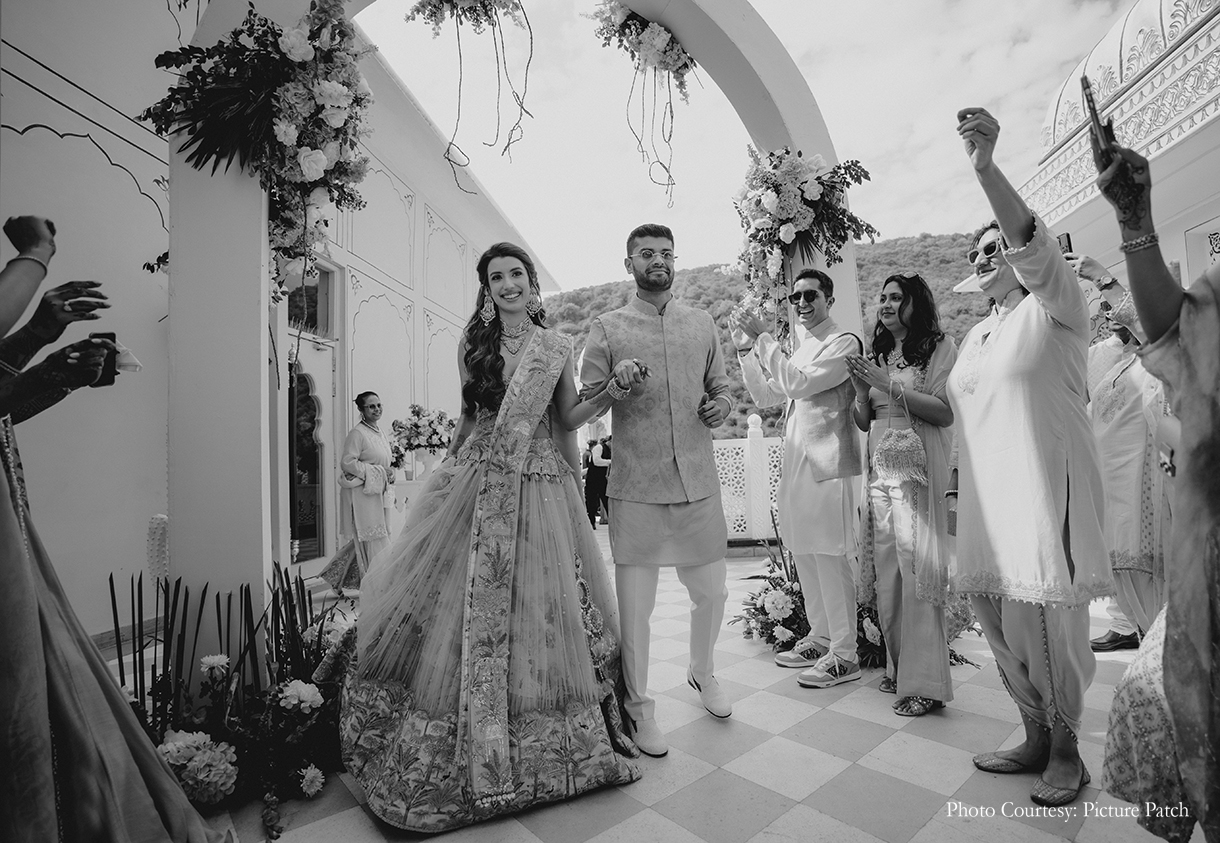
687;670;732;718
797;654;861;688
630;718;668;757
774;636;828;669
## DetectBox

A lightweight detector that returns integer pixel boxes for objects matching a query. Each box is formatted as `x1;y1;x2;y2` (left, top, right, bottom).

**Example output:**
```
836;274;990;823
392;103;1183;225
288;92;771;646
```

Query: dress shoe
1090;630;1139;652
687;670;732;718
631;718;668;757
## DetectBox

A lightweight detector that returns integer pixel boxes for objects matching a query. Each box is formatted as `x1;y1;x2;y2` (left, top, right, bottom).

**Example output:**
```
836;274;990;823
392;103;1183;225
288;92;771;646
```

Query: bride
337;242;641;832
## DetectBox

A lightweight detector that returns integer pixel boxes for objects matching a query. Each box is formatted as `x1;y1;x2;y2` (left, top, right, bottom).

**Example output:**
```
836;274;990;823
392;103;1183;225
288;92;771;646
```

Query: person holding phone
1091;134;1219;843
947;108;1110;808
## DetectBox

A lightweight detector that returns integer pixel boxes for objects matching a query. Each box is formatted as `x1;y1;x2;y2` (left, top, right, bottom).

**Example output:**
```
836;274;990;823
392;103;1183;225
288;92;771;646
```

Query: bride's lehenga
335;330;640;832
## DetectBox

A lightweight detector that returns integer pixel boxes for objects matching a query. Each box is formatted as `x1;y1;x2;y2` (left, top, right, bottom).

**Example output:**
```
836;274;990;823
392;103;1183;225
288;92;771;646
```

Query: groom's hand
698;392;727;428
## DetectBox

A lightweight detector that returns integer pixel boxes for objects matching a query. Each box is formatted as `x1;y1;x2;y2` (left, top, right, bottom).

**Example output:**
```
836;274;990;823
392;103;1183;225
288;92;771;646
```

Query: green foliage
544;232;991;439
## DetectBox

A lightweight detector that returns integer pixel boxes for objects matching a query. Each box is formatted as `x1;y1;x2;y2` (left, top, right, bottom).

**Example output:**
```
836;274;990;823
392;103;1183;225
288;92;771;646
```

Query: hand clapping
846;353;888;394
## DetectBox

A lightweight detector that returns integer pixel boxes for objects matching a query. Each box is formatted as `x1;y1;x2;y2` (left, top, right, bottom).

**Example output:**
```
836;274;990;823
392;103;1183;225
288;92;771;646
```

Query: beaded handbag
873;377;928;486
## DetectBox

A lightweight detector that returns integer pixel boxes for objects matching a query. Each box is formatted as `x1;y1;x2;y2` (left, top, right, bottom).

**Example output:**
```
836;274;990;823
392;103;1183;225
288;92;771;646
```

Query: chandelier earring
479;293;497;326
526;293;542;317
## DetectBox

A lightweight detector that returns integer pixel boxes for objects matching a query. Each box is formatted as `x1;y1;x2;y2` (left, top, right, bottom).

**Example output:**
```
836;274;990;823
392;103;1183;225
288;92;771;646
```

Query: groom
580;223;734;758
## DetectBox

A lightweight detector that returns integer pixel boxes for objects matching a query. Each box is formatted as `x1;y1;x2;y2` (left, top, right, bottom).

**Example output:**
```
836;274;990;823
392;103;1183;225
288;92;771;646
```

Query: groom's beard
633;265;673;292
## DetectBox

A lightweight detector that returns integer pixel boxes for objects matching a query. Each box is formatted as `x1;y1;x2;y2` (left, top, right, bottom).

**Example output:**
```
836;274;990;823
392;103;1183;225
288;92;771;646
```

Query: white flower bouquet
157;730;239;804
390;404;457;467
589;1;696;102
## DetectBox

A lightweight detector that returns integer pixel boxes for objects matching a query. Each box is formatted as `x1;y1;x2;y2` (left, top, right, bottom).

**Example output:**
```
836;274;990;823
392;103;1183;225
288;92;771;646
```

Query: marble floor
194;530;1195;843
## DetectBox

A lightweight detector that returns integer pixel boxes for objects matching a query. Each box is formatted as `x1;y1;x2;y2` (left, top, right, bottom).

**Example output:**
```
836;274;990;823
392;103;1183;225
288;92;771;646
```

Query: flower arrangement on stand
389;403;457;478
108;567;357;839
141;0;374;301
588;0;697;203
404;0;532;179
734;145;879;341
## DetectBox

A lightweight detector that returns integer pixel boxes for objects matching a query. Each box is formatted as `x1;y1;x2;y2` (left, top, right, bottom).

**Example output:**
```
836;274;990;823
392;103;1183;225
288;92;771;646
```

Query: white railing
713;414;783;540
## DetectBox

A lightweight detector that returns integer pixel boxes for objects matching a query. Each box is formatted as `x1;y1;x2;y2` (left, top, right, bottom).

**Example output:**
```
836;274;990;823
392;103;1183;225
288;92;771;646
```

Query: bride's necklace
500;319;532;355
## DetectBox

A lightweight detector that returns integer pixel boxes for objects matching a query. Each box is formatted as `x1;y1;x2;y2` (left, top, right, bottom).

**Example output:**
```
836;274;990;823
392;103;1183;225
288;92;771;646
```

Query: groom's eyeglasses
787;290;822;305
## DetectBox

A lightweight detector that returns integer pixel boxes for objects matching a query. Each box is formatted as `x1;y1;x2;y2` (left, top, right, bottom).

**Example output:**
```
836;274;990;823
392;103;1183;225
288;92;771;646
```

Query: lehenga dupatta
458;328;570;812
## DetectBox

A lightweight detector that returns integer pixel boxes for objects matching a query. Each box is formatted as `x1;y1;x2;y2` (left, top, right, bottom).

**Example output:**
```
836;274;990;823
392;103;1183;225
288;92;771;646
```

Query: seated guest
1092;139;1219;843
948;108;1110;807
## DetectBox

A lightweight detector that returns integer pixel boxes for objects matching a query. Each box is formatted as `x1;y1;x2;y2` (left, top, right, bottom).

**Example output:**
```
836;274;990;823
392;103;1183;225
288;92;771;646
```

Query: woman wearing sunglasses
845;272;957;718
731;269;865;690
947;108;1110;807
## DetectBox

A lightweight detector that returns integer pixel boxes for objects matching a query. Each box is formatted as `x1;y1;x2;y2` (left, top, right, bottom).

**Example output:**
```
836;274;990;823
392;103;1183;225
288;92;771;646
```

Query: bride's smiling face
486;257;531;319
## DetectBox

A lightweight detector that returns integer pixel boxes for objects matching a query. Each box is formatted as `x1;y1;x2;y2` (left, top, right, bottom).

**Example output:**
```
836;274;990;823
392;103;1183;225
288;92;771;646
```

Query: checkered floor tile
193;529;1199;843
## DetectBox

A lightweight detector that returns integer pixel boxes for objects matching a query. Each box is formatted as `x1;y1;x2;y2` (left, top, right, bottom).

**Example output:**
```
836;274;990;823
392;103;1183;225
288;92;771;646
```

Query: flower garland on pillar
734;146;879;340
588;0;696;205
405;0;533;186
141;0;374;301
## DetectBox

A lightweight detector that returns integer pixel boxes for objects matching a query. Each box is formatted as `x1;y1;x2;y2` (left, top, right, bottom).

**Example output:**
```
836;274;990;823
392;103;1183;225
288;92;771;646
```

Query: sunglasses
787;290;822;305
966;240;1003;265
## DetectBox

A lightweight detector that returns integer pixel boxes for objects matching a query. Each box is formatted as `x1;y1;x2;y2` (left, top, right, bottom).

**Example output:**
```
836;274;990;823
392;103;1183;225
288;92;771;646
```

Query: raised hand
4;216;56;258
1093;143;1152;233
956;108;1000;171
29;281;109;338
730;306;766;343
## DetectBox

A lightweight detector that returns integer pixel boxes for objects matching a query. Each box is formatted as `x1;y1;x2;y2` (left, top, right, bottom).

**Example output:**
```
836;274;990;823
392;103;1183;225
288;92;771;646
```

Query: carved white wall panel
350;287;413;425
346;166;415;289
424;207;468;318
424;310;463;417
713;441;749;538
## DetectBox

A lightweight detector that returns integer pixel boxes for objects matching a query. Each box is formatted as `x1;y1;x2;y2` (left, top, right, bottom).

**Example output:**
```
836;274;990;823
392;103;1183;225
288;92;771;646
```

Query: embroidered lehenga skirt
336;429;640;833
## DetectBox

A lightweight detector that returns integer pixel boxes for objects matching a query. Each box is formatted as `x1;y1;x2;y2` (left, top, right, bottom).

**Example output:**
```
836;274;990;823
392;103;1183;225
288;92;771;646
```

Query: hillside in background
545;232;992;438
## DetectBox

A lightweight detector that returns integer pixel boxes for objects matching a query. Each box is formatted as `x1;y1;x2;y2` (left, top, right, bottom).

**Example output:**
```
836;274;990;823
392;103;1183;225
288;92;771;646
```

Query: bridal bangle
1119;232;1158;253
605;378;630;401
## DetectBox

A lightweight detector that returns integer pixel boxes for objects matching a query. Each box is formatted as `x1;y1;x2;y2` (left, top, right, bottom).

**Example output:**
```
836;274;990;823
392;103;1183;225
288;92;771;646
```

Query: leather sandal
972;749;1050;774
878;676;897;694
893;696;943;717
1031;764;1090;807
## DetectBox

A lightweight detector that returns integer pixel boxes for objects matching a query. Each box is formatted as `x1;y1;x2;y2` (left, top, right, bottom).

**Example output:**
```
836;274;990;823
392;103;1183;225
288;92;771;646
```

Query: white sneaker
774;636;827;668
797;653;861;689
687;670;732;718
631;718;668;757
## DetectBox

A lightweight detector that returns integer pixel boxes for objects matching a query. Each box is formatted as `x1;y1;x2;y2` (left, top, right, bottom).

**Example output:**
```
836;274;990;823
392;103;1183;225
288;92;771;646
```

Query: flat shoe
894;696;943;717
1031;765;1090;807
972;751;1049;774
878;676;897;694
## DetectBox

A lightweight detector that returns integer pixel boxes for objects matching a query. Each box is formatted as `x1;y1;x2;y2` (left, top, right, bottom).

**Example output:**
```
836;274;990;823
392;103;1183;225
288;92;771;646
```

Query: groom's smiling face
625;236;675;292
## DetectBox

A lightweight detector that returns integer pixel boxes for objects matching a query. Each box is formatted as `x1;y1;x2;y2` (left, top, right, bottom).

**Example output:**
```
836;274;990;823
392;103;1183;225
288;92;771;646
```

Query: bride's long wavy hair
461;242;548;414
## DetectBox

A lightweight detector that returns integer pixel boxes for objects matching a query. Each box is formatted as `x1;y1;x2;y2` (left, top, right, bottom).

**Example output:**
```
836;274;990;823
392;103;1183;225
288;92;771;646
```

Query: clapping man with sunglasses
579;223;736;759
731;268;866;691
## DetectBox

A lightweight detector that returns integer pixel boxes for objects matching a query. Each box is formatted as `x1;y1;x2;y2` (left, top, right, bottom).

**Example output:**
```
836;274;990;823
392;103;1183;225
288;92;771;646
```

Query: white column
167;149;274;620
745;414;772;539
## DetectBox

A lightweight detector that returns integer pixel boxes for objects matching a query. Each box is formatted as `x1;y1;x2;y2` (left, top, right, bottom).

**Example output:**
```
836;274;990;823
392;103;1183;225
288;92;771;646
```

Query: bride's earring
526;294;542;317
480;294;496;326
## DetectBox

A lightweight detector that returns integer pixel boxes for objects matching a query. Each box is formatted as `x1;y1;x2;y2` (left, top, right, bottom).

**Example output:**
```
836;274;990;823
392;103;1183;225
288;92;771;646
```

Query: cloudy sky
355;0;1127;290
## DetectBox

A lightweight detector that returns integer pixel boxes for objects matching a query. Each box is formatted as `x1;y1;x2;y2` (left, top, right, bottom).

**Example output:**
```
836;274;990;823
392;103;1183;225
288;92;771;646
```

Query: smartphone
1081;75;1114;169
1057;233;1073;254
88;332;118;388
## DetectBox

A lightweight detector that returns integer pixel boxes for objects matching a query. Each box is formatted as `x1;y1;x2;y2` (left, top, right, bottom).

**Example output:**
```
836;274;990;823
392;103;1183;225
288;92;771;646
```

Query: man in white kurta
579;224;734;757
734;270;864;688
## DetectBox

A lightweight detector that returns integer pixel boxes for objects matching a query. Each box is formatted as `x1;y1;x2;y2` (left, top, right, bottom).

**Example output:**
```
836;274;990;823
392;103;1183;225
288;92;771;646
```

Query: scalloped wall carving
424;207;468;318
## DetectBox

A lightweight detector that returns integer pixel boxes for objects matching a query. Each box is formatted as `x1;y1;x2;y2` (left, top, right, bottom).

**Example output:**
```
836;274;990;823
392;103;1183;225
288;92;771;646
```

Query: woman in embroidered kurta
320;392;394;592
948;108;1109;808
338;243;639;833
847;273;957;718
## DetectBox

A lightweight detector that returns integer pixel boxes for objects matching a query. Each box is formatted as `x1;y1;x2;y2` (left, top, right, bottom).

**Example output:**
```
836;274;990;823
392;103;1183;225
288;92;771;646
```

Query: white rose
322;141;341;168
761;190;779;213
278;28;315;63
321;106;348;129
273;119;299;147
297;147;328;181
312;80;353;109
808;154;827;172
801;178;824;202
779;223;797;245
308;186;330;207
